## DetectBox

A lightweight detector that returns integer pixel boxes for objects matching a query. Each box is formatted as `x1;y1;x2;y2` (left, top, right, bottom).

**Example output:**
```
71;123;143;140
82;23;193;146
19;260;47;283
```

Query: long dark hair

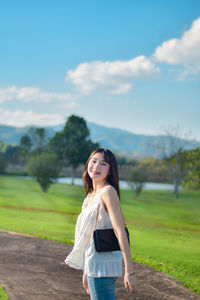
82;148;120;199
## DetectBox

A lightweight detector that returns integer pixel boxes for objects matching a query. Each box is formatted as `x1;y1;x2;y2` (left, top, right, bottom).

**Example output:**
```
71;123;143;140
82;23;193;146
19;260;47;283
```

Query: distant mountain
87;122;156;157
0;125;30;145
0;122;199;158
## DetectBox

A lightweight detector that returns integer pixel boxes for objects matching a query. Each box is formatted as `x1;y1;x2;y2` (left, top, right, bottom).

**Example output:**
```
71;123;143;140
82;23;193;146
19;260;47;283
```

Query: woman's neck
92;180;108;193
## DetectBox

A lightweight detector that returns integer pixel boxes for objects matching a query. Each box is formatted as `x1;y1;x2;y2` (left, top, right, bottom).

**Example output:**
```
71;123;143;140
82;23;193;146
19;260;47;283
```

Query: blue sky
0;0;200;140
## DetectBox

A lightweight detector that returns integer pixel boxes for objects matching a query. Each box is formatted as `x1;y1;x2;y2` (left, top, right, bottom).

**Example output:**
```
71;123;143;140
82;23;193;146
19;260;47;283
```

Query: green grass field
0;176;200;295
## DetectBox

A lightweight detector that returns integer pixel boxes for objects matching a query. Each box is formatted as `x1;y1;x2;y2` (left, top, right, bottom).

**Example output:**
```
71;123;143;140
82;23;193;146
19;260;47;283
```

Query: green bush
27;152;61;192
127;166;147;196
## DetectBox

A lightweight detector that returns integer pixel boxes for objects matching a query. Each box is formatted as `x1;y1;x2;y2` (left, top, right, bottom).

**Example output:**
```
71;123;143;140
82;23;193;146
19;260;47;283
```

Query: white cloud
154;18;200;76
0;108;65;127
66;55;160;94
0;86;72;104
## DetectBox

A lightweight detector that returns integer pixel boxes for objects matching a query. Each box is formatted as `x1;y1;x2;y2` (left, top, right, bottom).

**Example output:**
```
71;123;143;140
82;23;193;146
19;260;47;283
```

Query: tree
127;166;147;196
28;127;48;154
48;131;66;160
153;127;197;198
63;115;99;184
27;152;61;192
0;141;7;174
0;141;20;173
4;144;20;167
19;127;48;164
182;147;200;190
138;157;170;183
0;152;6;174
19;135;32;163
49;115;99;184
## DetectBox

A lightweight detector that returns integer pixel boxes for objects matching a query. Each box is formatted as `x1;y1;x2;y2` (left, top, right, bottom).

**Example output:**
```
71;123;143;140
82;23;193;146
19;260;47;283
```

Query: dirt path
0;231;199;300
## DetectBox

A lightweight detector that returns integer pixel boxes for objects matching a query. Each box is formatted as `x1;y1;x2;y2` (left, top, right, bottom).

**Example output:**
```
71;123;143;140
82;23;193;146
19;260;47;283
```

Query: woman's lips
91;170;101;175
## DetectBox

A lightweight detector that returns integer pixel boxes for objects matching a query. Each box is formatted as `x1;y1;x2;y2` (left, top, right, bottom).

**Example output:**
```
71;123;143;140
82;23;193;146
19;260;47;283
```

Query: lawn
0;175;200;295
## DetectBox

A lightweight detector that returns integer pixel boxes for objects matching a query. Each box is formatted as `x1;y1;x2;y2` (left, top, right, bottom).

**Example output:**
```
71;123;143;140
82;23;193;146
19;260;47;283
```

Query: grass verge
0;175;200;295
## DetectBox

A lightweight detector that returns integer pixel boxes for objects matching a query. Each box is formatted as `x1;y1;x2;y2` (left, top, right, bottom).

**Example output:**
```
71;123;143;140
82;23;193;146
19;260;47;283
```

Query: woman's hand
124;273;136;294
82;272;90;294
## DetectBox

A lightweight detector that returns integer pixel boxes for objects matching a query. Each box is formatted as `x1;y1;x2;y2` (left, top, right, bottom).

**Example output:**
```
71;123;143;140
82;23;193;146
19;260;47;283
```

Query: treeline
0;115;199;197
122;146;200;197
0;115;99;192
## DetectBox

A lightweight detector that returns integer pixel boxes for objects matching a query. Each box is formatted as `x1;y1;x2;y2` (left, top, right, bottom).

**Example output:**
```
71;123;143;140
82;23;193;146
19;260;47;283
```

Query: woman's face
87;152;110;182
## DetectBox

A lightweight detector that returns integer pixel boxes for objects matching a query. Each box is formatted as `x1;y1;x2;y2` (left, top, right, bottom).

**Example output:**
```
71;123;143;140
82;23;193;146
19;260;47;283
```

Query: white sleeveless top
65;186;122;277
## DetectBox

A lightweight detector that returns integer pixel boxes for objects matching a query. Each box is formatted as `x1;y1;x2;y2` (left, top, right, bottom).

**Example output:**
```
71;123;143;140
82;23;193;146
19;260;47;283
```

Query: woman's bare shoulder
103;185;118;198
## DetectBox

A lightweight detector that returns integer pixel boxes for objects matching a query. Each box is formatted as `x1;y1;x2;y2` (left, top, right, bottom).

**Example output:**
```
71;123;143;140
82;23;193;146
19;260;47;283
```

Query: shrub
127;167;147;196
27;152;61;192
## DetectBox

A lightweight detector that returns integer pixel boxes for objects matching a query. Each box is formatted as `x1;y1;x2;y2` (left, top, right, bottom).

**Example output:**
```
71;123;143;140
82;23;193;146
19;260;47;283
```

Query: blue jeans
87;276;118;300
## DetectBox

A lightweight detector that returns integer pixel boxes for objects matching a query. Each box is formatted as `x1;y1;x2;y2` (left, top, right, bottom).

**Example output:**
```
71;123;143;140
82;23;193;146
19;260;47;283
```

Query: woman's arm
102;186;136;293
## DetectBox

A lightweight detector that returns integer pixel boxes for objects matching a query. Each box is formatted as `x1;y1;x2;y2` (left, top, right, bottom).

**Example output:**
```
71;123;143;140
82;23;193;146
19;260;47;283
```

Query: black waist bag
93;226;130;252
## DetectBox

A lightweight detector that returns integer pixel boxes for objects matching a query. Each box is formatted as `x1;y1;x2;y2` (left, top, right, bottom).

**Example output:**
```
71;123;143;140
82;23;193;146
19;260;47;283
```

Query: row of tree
22;115;99;191
0;116;199;197
127;139;200;198
0;115;99;192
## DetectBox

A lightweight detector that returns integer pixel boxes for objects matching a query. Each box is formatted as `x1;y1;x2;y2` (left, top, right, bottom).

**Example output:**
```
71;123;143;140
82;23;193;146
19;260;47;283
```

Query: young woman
65;148;136;299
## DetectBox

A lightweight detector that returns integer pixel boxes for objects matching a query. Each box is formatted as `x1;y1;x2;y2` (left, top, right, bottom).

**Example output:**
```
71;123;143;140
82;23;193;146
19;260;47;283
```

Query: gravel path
0;231;199;300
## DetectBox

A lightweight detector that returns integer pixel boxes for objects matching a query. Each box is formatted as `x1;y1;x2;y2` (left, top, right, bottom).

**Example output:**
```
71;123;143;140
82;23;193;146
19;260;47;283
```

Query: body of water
18;176;177;190
58;177;176;191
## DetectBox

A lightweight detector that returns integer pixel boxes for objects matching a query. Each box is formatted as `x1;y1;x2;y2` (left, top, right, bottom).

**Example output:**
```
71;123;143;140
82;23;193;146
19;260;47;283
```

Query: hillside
0;122;199;158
